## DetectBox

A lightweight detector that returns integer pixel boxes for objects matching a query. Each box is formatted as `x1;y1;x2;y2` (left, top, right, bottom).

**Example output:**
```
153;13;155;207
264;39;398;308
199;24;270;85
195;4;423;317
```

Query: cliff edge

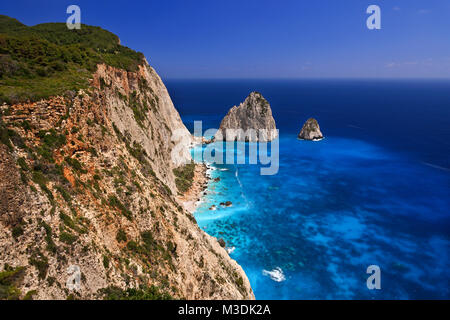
0;16;253;300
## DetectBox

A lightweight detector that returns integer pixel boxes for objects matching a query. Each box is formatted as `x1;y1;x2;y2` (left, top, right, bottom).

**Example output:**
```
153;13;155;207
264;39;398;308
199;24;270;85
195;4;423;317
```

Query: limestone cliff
216;92;278;142
0;27;253;299
92;62;192;193
298;118;323;141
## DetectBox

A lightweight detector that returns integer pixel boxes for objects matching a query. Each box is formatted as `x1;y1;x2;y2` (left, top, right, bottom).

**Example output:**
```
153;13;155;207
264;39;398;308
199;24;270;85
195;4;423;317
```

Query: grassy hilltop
0;15;144;103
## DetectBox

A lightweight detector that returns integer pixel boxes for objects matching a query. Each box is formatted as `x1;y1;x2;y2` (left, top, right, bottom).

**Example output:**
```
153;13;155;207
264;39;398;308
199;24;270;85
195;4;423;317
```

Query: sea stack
215;92;278;142
298;118;324;141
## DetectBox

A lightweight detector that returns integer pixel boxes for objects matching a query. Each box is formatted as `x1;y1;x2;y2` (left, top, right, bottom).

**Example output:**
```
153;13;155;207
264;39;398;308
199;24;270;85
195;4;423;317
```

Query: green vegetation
0;120;26;150
128;91;149;128
129;141;149;165
59;212;75;229
40;220;57;253
29;252;49;280
59;212;86;234
20;120;32;131
0;15;145;103
116;229;127;242
65;156;87;174
112;123;155;178
11;225;23;239
17;157;29;171
125;230;176;271
55;185;71;203
99;285;172;300
161;183;172;196
70;126;79;134
23;290;37;300
236;276;244;287
36;129;66;162
88;146;98;157
0;265;25;300
59;231;78;245
126;240;139;252
141;231;156;251
232;270;245;294
173;162;195;193
46;276;56;286
32;171;54;200
108;195;132;220
0;121;13;150
103;255;110;269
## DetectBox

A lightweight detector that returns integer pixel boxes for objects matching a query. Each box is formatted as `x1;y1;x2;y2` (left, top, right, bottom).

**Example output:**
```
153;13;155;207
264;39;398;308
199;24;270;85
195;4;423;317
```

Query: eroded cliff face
216;92;278;142
0;62;254;300
91;62;193;193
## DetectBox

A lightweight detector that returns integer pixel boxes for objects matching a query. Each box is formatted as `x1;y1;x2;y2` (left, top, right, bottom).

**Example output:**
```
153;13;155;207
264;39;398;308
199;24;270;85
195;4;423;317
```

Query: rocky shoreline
177;163;210;213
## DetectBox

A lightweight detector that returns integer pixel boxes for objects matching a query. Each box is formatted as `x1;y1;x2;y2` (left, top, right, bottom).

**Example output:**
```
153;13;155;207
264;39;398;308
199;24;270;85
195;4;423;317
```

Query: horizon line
163;77;450;81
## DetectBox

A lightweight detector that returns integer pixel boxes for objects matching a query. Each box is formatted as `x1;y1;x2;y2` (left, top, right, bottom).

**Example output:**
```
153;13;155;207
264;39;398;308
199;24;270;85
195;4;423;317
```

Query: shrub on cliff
173;162;196;194
99;285;172;300
0;265;25;300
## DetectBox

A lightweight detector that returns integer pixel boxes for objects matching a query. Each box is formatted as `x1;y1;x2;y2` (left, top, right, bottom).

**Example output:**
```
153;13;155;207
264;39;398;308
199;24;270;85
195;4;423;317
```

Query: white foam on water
226;246;235;254
262;267;286;282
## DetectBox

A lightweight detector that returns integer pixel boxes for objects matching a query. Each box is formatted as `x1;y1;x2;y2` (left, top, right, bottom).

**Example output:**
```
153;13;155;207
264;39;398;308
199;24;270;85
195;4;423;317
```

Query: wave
262;267;286;282
297;137;324;142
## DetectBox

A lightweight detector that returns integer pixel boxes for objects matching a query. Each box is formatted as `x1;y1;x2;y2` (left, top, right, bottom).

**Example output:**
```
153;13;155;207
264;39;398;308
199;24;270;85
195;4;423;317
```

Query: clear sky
1;0;449;79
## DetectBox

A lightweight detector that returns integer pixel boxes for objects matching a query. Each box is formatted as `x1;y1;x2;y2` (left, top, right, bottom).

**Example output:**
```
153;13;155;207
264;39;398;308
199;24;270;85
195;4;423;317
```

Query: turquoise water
168;80;450;299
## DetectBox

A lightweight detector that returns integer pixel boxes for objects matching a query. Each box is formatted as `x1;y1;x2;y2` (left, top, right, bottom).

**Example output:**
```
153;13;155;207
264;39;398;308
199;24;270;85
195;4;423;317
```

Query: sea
166;79;450;299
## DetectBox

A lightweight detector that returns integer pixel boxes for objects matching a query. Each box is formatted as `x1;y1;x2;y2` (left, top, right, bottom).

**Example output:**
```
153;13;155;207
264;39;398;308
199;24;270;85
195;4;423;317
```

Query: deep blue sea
166;79;450;299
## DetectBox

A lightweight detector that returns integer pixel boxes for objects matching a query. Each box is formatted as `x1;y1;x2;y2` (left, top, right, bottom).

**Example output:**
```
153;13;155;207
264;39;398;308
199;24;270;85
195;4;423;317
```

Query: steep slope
216;92;278;142
0;16;253;300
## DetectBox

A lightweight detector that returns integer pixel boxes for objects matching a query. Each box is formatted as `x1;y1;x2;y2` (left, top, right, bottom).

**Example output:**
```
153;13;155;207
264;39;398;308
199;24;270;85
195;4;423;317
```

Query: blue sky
1;0;449;78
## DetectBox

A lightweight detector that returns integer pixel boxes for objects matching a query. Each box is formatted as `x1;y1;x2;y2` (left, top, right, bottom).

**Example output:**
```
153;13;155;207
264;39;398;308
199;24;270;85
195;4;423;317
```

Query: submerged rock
220;201;233;208
298;118;323;141
216;92;278;142
218;238;226;248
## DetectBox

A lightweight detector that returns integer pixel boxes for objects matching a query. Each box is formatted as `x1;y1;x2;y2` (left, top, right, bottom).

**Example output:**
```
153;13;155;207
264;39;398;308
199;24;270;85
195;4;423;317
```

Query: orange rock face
63;167;76;188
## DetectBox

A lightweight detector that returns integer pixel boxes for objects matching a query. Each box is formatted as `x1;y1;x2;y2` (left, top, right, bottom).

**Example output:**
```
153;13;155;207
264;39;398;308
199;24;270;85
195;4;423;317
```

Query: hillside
0;16;253;300
0;15;143;103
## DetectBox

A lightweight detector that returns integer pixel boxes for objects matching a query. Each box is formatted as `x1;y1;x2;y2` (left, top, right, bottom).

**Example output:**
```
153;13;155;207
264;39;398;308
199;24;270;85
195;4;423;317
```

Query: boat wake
422;162;450;172
235;166;250;208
